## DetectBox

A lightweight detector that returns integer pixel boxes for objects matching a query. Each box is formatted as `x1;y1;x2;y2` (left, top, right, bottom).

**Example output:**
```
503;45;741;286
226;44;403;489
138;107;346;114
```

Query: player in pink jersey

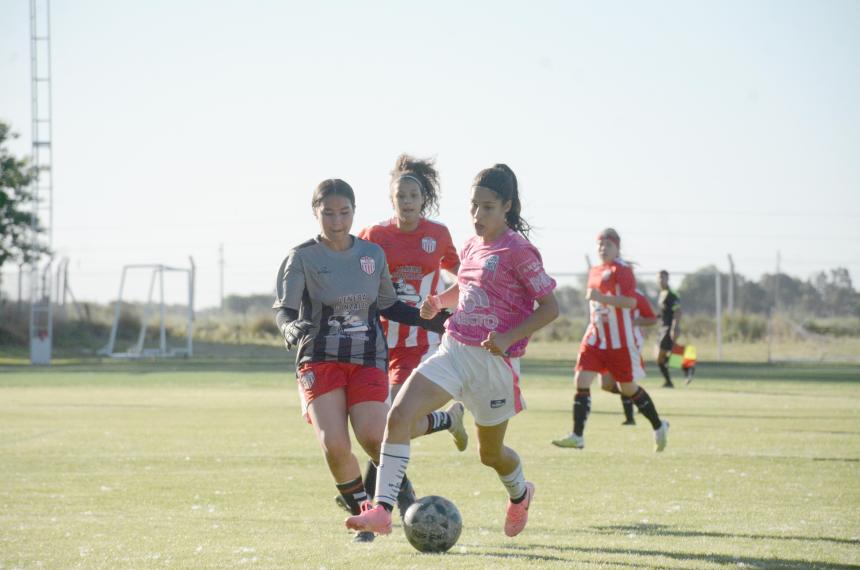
552;228;669;451
598;289;659;425
345;164;558;538
349;155;465;514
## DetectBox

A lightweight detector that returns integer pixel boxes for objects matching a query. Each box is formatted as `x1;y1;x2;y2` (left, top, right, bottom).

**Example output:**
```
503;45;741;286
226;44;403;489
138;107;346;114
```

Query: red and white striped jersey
582;259;637;350
358;218;459;349
632;289;656;351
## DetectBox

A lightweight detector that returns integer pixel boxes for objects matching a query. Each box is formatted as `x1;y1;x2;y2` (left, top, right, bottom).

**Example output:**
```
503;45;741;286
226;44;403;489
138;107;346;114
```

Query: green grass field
1;349;859;569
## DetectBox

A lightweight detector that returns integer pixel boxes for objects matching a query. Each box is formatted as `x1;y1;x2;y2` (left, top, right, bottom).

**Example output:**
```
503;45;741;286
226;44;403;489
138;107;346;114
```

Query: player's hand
420;310;451;334
481;331;513;357
281;319;313;350
420;295;441;319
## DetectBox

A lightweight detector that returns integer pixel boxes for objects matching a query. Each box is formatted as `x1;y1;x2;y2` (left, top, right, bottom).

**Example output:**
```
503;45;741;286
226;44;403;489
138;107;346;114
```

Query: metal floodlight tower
28;0;55;365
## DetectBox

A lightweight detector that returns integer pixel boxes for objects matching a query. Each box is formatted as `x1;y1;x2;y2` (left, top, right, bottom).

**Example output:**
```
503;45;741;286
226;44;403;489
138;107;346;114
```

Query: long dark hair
390;154;440;217
473;164;531;239
311;179;355;211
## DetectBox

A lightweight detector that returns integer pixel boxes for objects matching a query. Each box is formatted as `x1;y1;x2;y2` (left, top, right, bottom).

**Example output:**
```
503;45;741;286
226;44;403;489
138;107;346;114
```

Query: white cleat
551;433;585;449
654;420;669;452
446;402;468;452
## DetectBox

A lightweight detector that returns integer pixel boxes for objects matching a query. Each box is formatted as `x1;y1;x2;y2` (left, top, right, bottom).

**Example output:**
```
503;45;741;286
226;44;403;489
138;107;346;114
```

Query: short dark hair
473;164;531;239
390;154;441;217
659;270;669;277
312;179;355;211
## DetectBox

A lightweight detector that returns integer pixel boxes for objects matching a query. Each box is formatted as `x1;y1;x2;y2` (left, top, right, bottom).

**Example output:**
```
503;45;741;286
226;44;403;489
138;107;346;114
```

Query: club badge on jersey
421;236;437;253
299;370;316;390
360;256;375;275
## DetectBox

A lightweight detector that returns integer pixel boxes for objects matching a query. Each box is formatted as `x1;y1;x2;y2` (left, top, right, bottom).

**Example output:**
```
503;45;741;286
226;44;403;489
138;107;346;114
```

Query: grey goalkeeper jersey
273;236;398;372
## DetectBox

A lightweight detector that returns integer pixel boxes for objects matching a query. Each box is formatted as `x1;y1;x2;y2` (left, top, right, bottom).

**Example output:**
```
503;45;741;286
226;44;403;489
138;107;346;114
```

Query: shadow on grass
500;540;860;570
521;359;860;383
590;522;860;547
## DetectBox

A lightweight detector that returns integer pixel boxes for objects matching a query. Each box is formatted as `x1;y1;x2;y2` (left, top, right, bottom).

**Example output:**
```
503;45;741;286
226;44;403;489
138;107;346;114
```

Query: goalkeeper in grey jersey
272;178;449;543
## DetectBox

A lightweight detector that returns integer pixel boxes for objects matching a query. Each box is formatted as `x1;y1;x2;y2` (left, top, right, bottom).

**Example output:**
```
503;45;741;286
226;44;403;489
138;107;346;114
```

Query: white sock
375;443;410;507
499;461;526;500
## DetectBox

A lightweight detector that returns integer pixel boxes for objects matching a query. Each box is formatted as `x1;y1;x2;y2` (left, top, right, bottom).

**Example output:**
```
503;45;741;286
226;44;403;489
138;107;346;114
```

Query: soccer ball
402;495;462;553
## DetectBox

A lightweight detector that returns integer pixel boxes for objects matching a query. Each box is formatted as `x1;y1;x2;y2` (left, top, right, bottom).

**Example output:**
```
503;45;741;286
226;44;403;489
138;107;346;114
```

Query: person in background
599;288;659;425
656;270;682;388
552;228;669;452
353;154;465;511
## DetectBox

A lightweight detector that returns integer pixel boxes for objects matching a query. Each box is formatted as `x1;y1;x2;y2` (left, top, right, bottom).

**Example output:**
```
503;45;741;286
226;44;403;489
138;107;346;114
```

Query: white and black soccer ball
402;495;462;553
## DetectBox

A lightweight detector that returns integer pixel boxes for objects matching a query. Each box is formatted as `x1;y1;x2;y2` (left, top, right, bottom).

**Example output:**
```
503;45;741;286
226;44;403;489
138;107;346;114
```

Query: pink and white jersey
445;229;556;358
582;258;637;350
632;289;656;351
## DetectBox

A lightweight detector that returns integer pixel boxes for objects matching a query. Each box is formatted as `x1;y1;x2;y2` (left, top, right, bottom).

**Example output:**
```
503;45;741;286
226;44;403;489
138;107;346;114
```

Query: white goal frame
99;258;195;359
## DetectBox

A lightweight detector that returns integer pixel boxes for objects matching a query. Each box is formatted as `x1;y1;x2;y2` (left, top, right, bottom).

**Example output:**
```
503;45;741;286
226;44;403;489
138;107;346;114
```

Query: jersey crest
484;255;500;272
299;370;316;390
421;236;437;253
359;256;375;275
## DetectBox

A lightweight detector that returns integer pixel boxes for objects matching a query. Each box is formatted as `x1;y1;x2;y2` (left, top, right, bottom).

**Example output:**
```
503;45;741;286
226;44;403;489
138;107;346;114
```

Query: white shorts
414;334;525;426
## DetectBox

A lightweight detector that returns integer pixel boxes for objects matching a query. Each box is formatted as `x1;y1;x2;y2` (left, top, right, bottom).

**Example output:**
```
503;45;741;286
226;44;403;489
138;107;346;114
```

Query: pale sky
2;0;858;308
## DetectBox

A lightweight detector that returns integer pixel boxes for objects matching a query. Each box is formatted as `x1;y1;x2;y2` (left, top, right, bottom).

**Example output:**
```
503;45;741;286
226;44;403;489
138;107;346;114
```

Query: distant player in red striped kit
552;228;669;451
599;288;659;425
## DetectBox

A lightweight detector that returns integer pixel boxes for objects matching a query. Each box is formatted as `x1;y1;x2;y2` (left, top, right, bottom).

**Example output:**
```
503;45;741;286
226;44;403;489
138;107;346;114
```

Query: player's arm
634;294;659;327
587;288;636;309
482;292;559;356
380;301;449;334
634;315;659;327
272;252;312;349
273;307;312;349
671;304;682;341
420;283;460;318
377;254;448;333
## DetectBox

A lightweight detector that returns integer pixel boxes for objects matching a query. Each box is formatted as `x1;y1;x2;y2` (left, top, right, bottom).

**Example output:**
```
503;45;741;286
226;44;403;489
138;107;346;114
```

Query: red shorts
576;343;639;383
296;362;388;422
388;345;437;385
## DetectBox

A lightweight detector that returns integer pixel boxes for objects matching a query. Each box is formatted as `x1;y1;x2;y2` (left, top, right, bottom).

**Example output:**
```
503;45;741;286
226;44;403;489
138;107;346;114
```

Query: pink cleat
504;482;535;537
344;502;392;535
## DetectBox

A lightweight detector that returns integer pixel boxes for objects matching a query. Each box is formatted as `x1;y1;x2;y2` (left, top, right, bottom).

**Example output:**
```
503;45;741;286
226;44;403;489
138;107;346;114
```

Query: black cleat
396;477;417;519
621;419;636;426
335;494;351;513
352;531;375;543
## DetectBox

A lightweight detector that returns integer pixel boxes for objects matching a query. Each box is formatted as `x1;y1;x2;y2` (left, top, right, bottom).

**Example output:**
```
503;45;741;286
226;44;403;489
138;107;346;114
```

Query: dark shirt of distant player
659;288;680;327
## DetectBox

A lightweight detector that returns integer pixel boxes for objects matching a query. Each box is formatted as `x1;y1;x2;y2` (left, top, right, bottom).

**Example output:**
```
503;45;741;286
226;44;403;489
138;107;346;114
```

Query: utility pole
219;243;225;311
727;254;735;314
774;251;781;311
715;270;722;361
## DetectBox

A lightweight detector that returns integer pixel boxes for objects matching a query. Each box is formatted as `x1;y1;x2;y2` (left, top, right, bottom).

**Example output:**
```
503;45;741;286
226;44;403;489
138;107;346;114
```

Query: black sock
621;396;635;422
397;473;414;498
659;363;673;385
363;460;377;500
510;488;528;504
573;389;591;436
424;410;452;434
631;387;662;430
336;476;368;516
